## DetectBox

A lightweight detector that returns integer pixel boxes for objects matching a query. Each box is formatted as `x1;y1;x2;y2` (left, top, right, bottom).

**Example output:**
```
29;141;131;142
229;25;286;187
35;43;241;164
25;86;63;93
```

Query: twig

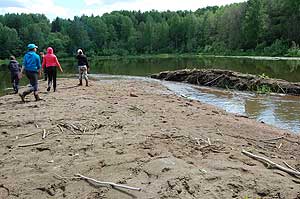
216;129;223;136
242;149;300;177
75;173;142;191
57;124;64;133
261;136;285;142
53;173;81;183
22;131;40;138
35;124;39;128
283;161;299;172
129;105;145;114
277;143;282;149
207;137;211;145
70;123;82;132
204;74;224;86
42;129;47;139
18;142;44;147
277;83;286;94
90;134;96;146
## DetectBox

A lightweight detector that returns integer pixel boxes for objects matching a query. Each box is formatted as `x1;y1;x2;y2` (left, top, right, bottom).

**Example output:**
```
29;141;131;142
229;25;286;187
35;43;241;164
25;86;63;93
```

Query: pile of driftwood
151;69;300;95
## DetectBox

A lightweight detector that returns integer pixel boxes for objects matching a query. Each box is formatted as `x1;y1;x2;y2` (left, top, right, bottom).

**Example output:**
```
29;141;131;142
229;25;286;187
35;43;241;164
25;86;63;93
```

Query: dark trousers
47;66;57;90
25;70;38;92
10;71;19;92
44;67;48;81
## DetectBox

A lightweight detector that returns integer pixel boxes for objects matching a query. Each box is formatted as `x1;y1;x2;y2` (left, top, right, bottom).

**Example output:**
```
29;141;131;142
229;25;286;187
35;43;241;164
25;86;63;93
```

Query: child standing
42;47;63;92
8;55;21;94
76;49;89;86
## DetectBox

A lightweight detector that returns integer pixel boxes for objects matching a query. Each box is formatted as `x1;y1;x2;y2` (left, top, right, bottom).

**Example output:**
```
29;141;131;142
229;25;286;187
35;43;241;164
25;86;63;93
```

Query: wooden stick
70;124;82;132
90;134;96;146
18;142;44;147
57;125;64;133
261;136;285;142
242;149;300;177
283;161;299;172
75;173;142;191
277;83;286;94
204;74;224;86
53;173;80;183
207;137;211;145
42;129;47;139
22;131;40;138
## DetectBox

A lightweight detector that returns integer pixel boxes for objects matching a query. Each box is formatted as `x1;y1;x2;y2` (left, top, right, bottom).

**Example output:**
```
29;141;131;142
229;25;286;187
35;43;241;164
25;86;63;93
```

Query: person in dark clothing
76;49;90;86
8;55;21;94
19;43;42;102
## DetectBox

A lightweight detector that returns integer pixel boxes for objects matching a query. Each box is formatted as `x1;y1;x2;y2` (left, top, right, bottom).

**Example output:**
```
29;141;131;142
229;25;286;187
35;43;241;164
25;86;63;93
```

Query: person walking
42;47;63;92
19;43;42;102
76;49;90;86
8;55;21;94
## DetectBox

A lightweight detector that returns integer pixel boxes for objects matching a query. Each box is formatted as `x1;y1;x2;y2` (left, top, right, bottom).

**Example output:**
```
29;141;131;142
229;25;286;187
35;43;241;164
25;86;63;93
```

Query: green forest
0;0;299;59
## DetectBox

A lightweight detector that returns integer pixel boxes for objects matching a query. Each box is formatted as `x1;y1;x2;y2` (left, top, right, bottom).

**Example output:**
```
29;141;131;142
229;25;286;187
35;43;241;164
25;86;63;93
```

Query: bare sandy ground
0;78;299;199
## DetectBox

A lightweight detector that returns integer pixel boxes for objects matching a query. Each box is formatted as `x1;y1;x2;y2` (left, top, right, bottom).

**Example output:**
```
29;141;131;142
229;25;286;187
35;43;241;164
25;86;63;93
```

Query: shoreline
0;78;299;198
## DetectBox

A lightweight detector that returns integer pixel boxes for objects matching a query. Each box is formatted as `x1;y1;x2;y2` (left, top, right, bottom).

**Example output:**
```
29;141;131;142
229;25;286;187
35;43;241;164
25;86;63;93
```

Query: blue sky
0;0;247;21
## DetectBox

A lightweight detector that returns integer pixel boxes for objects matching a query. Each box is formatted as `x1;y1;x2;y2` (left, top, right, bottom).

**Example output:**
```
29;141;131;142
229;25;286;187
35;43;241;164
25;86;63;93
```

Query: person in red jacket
42;47;63;92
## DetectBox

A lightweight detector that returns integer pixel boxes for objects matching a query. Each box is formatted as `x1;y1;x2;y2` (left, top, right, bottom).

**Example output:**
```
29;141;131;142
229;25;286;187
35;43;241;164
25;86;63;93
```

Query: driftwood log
151;69;300;95
242;149;300;177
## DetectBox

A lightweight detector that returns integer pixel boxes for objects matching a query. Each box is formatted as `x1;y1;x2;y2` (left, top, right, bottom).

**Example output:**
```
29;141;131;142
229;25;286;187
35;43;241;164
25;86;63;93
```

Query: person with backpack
8;55;21;94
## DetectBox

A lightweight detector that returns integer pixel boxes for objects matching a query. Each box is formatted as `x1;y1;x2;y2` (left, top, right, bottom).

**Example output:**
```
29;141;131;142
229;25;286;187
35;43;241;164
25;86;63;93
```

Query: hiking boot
53;87;56;92
78;80;82;86
34;94;42;101
86;81;89;87
47;87;50;92
19;93;25;103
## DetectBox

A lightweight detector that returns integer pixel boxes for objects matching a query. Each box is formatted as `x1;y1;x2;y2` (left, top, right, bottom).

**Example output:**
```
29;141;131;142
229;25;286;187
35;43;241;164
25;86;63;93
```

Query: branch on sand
18;142;44;147
75;173;142;191
242;149;300;178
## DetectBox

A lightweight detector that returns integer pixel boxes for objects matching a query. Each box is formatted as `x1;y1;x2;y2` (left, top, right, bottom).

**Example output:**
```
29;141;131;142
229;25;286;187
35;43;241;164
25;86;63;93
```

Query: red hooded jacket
42;47;61;69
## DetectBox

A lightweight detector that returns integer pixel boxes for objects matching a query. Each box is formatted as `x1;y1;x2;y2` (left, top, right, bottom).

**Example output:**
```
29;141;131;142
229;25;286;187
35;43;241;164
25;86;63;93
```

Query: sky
0;0;247;21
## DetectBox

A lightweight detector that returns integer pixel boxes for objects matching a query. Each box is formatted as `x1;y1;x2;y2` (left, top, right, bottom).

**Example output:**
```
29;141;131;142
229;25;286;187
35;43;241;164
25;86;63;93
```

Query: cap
77;49;83;54
27;44;38;49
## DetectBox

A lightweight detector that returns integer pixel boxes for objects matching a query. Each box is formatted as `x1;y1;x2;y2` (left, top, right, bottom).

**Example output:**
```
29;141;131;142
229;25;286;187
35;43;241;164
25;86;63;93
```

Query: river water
1;56;299;133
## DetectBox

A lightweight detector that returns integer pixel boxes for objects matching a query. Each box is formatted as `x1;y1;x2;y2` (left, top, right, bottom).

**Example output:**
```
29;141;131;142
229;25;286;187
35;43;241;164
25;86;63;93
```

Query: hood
47;47;54;54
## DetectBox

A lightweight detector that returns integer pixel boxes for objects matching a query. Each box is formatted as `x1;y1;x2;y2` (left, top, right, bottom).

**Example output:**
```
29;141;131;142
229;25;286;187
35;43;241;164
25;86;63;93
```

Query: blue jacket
22;51;41;72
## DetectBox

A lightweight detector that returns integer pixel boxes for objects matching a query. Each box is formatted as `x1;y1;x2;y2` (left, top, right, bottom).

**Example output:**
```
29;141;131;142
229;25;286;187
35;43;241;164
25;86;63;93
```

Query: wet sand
0;78;299;198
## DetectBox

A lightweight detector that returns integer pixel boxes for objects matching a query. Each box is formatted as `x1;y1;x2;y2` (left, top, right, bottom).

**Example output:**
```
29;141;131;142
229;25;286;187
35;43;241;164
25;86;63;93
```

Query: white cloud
0;0;71;20
80;0;247;16
84;0;102;6
0;0;247;20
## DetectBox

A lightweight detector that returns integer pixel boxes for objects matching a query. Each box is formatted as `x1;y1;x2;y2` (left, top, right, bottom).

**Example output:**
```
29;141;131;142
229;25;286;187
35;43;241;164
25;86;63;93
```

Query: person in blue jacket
19;43;42;102
8;55;21;94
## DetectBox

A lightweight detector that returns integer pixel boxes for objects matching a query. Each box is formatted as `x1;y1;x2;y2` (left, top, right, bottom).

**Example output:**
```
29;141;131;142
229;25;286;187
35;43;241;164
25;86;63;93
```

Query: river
1;55;299;133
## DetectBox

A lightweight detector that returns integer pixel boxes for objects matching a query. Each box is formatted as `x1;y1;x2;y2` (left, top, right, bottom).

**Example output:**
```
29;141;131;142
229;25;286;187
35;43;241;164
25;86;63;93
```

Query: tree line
0;0;299;59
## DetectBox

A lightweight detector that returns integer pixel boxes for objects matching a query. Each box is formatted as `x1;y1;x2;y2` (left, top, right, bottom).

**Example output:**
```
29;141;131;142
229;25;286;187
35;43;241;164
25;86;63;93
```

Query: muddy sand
0;78;299;199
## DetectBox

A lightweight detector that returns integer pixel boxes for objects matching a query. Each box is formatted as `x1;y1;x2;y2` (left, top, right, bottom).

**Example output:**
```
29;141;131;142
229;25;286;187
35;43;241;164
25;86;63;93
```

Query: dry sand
0;78;299;199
